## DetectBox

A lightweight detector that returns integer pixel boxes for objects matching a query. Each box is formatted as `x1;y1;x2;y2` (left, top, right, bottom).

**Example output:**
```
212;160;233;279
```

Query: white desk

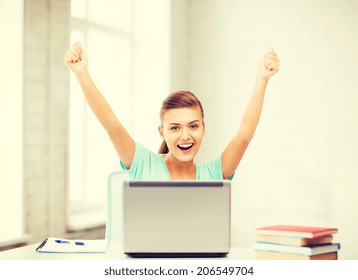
0;242;254;260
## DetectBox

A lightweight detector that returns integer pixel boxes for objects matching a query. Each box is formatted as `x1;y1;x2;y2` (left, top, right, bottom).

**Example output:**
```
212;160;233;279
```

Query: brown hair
158;91;204;154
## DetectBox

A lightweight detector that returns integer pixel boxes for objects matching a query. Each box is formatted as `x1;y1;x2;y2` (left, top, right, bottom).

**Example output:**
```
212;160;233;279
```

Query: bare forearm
237;77;268;142
76;70;121;133
221;48;279;179
221;77;268;179
64;42;135;167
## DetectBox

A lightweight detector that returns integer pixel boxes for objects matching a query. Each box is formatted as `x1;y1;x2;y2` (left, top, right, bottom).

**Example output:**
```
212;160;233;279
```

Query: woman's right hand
64;42;88;76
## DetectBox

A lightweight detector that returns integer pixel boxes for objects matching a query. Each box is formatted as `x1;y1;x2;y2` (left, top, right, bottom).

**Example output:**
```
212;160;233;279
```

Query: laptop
123;180;231;257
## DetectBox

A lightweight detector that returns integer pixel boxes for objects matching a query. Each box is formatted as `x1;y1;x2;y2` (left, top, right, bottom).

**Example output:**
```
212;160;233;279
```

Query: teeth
177;143;194;150
179;144;192;148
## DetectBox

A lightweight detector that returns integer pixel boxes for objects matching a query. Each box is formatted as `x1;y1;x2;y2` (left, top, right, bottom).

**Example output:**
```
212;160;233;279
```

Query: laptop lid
123;180;231;256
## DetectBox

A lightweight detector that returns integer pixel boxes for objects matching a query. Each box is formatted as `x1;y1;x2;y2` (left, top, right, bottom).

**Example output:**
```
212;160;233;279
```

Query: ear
158;126;164;139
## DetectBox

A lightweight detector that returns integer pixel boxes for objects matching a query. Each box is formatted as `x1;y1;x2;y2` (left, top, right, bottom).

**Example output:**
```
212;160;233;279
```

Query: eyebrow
169;120;200;126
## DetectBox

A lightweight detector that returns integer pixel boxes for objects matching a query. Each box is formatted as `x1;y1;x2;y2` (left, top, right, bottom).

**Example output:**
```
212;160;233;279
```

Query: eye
170;126;180;131
190;124;199;129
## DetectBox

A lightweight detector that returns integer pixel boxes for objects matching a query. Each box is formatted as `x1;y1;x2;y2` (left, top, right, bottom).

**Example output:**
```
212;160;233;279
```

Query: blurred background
1;0;357;259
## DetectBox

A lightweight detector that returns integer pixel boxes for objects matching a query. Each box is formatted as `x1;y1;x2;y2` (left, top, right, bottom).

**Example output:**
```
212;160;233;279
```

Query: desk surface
0;242;255;260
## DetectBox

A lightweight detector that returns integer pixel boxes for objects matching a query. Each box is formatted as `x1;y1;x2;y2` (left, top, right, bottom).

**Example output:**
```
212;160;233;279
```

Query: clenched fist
64;42;88;76
258;48;280;80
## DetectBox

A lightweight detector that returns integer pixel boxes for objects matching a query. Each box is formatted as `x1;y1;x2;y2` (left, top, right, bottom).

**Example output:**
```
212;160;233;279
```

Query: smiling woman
160;109;205;179
64;36;279;181
158;90;205;154
157;92;206;180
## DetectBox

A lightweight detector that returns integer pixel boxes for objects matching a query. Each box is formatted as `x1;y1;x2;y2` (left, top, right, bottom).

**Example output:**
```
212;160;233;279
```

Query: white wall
187;0;358;259
0;0;24;242
130;0;171;152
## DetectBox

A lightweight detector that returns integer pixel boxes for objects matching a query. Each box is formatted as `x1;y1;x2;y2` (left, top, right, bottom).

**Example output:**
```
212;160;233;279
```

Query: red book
254;225;338;238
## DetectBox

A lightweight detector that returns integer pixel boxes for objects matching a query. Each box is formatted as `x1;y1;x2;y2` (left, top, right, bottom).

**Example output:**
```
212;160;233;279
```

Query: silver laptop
123;180;231;257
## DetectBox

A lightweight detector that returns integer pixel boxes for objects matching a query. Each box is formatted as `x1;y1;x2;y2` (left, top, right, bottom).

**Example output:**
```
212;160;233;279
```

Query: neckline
159;155;198;180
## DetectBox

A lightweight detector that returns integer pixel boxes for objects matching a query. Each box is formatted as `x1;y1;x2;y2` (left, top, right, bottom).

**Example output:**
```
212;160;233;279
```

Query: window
68;0;171;230
68;0;133;229
0;0;24;243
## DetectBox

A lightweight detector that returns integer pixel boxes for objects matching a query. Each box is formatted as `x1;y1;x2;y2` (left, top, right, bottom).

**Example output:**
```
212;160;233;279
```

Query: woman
64;43;279;180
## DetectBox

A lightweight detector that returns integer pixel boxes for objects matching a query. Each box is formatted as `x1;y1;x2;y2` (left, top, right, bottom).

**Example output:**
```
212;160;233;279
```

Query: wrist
75;69;90;80
256;74;269;84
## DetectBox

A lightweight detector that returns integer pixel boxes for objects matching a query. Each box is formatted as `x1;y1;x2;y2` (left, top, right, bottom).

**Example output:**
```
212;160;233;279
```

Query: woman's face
159;107;205;162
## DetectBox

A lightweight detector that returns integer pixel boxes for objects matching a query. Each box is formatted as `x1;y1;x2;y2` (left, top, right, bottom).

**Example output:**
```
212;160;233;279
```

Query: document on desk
36;237;107;253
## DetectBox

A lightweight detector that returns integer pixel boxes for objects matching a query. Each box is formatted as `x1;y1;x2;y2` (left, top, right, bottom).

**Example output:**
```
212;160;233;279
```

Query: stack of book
253;225;340;260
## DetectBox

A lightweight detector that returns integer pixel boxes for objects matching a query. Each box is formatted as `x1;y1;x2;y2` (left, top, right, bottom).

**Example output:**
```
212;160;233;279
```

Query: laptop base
125;252;228;258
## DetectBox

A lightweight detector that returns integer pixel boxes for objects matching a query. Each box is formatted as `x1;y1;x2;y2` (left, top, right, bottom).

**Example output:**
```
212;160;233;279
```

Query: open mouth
177;143;194;151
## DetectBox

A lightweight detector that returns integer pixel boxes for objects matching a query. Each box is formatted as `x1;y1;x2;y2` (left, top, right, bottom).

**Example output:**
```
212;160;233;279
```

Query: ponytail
158;140;169;154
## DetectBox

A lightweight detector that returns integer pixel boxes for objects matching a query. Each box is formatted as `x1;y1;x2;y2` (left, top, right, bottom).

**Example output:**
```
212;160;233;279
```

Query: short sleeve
120;142;149;179
197;155;235;181
119;142;170;180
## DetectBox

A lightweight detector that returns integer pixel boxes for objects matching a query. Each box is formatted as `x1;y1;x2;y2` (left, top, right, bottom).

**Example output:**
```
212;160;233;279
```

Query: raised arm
64;42;135;168
221;48;280;179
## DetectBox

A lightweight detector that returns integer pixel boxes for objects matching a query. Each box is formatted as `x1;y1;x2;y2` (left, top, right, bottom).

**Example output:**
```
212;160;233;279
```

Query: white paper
36;237;107;254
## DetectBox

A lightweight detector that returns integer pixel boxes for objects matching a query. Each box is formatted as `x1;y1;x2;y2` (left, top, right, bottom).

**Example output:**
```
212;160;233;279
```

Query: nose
180;127;190;140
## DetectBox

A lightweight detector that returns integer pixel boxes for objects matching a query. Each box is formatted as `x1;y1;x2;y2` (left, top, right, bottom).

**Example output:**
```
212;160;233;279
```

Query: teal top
120;142;233;180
